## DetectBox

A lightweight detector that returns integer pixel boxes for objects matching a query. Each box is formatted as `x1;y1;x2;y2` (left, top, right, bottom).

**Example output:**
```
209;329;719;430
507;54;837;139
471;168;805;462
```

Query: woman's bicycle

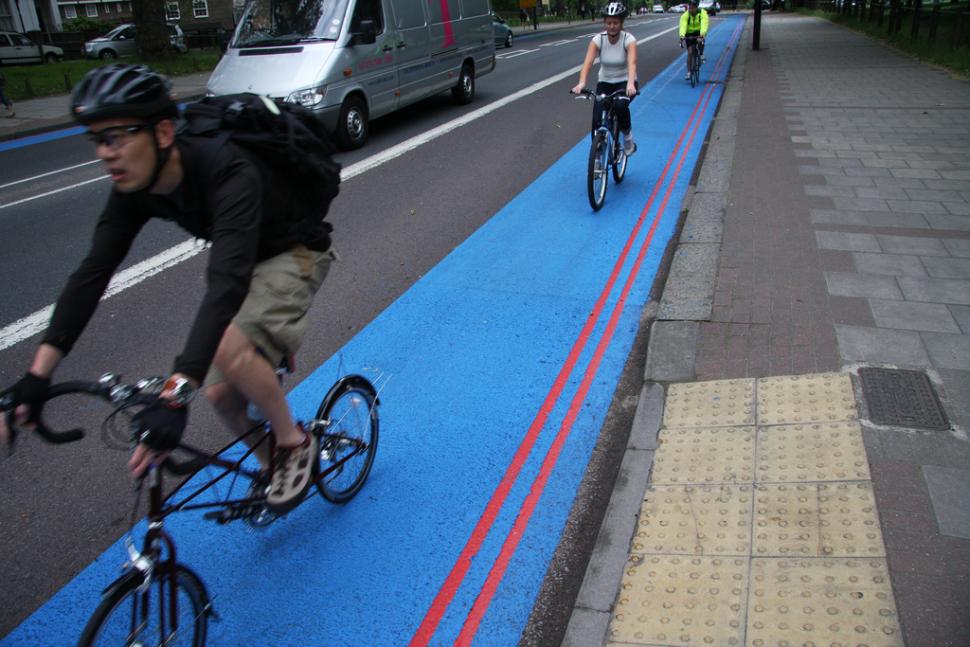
574;88;632;211
1;368;381;646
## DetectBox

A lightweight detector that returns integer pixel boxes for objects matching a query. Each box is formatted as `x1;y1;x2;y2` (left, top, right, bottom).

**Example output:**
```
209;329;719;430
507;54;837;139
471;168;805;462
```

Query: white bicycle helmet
602;2;628;19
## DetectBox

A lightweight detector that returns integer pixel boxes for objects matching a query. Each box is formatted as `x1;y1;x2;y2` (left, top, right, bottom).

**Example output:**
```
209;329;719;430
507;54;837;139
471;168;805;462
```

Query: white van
207;0;496;149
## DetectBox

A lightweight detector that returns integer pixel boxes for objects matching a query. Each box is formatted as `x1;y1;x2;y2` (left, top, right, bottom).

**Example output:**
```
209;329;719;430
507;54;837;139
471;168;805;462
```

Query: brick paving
692;15;970;647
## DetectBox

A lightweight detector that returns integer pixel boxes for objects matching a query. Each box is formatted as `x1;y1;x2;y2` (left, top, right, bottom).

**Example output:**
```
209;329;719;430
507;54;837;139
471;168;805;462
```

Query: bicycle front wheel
314;375;379;503
77;565;209;647
690;50;700;88
612;123;628;184
587;132;609;211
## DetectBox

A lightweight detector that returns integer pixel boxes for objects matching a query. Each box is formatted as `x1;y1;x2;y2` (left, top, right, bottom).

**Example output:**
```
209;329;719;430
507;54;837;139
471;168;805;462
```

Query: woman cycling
571;2;639;156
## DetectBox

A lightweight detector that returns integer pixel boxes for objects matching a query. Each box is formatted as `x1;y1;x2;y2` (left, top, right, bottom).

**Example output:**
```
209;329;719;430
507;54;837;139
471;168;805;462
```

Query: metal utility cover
858;367;949;430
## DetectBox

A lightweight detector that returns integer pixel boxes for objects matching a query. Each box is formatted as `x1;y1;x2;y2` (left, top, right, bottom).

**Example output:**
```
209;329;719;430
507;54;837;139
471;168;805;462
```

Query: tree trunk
132;0;174;60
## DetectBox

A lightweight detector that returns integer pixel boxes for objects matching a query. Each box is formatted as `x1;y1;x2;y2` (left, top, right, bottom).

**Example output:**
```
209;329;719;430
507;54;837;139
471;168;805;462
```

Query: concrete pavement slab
923;465;970;539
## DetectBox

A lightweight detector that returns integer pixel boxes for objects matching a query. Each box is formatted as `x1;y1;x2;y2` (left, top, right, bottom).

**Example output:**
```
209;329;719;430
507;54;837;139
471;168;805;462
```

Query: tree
132;0;175;59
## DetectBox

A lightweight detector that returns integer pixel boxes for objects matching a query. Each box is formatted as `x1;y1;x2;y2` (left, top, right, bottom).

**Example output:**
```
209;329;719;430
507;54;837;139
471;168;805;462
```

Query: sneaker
267;427;318;514
624;138;636;156
684;72;691;80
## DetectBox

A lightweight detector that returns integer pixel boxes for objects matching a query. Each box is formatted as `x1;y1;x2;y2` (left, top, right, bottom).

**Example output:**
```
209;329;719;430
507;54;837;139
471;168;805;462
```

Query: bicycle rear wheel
314;375;379;503
611;122;628;184
587;132;609;211
77;565;209;647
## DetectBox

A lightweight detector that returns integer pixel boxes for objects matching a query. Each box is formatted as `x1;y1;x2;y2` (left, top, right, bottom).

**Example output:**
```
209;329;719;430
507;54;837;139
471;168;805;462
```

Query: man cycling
679;0;709;81
571;2;639;156
0;65;337;515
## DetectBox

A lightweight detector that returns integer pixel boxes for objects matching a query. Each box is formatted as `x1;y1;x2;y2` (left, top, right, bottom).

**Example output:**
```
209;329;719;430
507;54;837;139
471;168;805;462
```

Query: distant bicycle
574;87;634;211
681;36;704;87
2;368;381;646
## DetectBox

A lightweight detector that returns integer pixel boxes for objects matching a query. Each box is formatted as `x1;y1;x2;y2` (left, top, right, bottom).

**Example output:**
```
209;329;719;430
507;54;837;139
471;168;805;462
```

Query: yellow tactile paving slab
633;485;753;556
651;427;756;485
610;555;748;646
757;372;858;425
663;378;755;429
753;482;885;558
608;372;904;646
756;421;871;483
747;558;903;647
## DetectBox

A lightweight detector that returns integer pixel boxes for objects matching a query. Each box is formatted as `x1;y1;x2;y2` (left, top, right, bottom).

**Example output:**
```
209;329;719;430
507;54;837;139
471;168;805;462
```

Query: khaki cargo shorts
206;244;337;385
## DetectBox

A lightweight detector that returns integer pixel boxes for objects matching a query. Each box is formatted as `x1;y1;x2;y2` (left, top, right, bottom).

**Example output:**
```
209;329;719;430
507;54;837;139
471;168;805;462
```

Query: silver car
84;23;188;60
0;31;64;64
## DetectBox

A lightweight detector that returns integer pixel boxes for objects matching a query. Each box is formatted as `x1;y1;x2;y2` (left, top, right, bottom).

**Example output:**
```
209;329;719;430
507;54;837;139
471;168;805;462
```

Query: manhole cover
858;368;949;431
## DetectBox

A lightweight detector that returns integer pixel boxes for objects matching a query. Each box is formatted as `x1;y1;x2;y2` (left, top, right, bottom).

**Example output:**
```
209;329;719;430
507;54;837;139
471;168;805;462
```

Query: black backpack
180;93;341;213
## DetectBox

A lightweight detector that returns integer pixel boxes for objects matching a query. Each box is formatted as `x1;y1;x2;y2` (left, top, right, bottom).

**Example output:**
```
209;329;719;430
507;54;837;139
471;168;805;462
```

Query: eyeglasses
87;124;152;150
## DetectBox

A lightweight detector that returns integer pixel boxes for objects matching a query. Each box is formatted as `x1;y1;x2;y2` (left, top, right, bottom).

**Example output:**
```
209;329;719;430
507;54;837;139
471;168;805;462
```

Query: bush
62;17;107;33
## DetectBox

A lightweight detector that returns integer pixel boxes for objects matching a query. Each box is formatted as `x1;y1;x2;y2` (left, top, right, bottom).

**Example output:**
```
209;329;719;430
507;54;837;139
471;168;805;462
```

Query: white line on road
0;239;207;351
0;24;679;352
0;175;107;210
0;159;101;190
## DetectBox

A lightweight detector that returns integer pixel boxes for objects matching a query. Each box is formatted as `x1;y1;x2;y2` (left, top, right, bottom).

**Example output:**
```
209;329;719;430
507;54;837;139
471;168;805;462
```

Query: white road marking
0;24;680;351
0;159;100;190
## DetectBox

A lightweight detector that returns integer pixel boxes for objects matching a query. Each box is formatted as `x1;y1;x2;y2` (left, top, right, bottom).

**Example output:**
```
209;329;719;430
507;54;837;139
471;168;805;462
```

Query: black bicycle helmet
602;2;628;18
70;64;177;125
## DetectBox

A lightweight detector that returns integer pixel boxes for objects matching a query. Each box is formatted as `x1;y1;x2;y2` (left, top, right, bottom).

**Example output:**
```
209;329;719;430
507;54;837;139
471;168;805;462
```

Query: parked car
0;31;63;64
493;13;513;48
700;0;719;15
653;3;665;12
84;23;187;60
669;3;688;11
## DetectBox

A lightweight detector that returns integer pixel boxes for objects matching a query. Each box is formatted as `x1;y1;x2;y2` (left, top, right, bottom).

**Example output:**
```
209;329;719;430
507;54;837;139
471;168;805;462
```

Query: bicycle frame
3;372;380;646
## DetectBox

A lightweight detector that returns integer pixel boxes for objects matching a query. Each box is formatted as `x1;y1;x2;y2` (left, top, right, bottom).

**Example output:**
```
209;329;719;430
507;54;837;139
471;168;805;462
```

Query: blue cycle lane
3;15;743;647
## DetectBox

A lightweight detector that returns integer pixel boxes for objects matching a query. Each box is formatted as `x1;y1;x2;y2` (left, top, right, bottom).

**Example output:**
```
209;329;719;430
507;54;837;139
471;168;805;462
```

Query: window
166;2;180;20
64;6;77;19
193;0;209;18
0;3;12;31
86;4;99;17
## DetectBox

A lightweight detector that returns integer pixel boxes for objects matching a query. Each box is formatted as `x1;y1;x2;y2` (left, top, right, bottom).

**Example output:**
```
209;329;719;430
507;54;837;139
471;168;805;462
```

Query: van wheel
335;96;368;150
99;49;117;61
451;63;474;105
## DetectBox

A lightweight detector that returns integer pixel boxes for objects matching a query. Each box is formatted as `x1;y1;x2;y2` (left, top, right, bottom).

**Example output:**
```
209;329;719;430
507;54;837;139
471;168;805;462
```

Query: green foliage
61;17;107;33
798;7;970;77
1;50;223;102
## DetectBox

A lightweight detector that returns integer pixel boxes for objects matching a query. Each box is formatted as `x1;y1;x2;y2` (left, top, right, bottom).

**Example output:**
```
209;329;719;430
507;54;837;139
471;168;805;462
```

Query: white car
84;23;188;60
653;3;665;12
669;3;688;12
699;0;720;15
0;31;63;64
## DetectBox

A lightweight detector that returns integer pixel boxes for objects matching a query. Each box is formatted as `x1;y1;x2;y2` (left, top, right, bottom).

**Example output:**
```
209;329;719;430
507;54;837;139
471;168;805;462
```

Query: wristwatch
162;376;196;408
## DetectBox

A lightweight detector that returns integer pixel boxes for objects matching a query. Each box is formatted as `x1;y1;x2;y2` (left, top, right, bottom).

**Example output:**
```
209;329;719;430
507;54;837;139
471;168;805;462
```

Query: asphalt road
0;16;689;641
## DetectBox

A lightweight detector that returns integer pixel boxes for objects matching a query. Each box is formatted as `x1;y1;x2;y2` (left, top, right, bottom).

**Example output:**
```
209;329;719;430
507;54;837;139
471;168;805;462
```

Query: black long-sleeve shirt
43;134;332;383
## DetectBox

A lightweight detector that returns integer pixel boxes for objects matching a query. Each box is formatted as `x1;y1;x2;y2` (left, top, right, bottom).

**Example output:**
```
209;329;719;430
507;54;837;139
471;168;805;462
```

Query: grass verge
798;7;970;77
2;50;222;102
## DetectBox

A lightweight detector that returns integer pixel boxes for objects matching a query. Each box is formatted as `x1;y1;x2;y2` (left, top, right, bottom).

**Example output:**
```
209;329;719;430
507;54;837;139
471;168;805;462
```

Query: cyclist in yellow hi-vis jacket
679;0;709;80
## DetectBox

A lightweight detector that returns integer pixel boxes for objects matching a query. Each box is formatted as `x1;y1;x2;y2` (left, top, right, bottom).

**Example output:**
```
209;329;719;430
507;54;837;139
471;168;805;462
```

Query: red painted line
409;23;741;646
455;57;729;647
